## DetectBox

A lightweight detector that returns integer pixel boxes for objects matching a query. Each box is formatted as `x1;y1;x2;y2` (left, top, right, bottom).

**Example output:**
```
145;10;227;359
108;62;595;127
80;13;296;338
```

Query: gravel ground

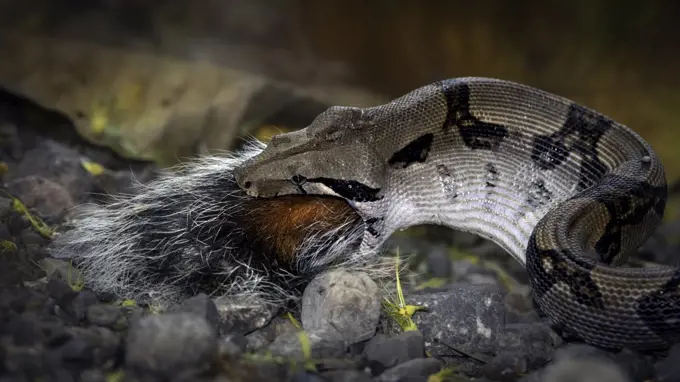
2;90;680;382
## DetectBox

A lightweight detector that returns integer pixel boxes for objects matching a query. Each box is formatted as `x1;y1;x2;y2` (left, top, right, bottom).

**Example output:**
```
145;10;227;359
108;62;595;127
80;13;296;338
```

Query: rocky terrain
2;89;680;382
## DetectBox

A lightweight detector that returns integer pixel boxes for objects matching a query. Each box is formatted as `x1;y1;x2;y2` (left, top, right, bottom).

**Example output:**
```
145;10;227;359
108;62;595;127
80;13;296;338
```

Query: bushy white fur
49;140;395;309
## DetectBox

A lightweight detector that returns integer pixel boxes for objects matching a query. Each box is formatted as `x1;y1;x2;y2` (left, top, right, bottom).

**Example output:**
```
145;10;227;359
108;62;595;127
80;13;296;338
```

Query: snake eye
291;175;307;185
243;181;252;189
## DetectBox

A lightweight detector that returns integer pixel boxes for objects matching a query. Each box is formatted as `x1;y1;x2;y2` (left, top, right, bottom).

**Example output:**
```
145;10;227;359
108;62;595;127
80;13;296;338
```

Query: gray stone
5;176;75;222
482;351;529;381
8;139;93;203
244;326;277;352
39;258;83;285
322;370;373;382
244;315;299;352
65;290;98;322
425;245;453;279
519;343;651;382
377;358;442;382
79;369;106;382
502;285;541;324
218;333;247;357
86;304;125;329
541;358;631;382
288;370;326;382
175;293;220;332
552;343;613;361
393;283;506;356
65;326;121;367
490;323;559;370
362;331;426;373
656;343;680;382
125;312;218;379
547;344;651;382
0;194;11;212
268;330;347;361
213;295;278;335
301;270;380;344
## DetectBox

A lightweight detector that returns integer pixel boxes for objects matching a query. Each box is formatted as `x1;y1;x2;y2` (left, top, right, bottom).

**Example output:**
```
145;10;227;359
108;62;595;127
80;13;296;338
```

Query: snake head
234;106;386;202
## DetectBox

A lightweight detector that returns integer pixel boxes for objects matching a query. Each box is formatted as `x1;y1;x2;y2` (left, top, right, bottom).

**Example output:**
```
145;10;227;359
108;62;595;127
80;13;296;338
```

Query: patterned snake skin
233;77;679;351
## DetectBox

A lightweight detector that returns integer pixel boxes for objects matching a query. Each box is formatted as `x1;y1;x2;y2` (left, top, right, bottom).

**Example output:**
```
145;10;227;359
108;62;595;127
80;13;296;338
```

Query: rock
5;210;31;236
45;277;78;306
301;270;381;344
447;257;492;285
4;314;43;346
268;330;347;361
54;337;95;368
377;358;442;382
362;331;426;375
47;369;76;382
5;175;76;222
3;344;45;375
0;196;13;217
16;229;44;247
322;370;374;382
390;283;506;357
39;317;71;348
175;293;220;333
63;290;99;323
244;315;300;352
483;351;529;381
639;219;680;266
79;369;107;382
18;230;49;252
213;295;278;335
482;322;559;378
656;343;680;382
314;358;360;373
39;258;83;285
0;222;12;243
244;326;278;352
86;304;125;329
502;285;541;324
219;333;247;357
612;348;655;382
425;245;453;279
0;122;23;161
125;312;218;379
519;344;645;382
538;358;631;382
0;286;49;314
551;343;653;380
288;370;327;382
8;139;93;203
65;326;121;367
552;343;613;361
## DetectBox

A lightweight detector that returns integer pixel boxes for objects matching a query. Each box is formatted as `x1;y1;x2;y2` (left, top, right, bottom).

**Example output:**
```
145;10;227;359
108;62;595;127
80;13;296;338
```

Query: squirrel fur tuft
49;140;393;308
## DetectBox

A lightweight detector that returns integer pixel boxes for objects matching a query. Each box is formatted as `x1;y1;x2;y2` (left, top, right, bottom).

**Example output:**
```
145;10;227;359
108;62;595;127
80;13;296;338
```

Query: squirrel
49;140;392;308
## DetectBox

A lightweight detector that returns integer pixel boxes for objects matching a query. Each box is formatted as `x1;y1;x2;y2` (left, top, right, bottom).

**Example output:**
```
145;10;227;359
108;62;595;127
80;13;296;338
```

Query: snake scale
232;77;679;351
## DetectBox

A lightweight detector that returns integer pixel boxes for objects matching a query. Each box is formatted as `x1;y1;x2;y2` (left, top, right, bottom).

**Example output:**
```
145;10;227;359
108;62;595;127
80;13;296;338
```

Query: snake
232;77;679;351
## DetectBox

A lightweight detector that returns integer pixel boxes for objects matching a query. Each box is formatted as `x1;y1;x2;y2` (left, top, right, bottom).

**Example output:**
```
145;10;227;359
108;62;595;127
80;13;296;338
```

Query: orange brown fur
240;195;361;266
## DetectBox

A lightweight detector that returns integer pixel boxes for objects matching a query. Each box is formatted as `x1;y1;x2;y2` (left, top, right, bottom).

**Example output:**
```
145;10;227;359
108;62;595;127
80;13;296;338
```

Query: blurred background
0;0;678;179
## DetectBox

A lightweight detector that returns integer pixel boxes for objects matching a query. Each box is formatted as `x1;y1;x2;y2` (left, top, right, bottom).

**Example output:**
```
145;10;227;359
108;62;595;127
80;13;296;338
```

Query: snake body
233;77;678;351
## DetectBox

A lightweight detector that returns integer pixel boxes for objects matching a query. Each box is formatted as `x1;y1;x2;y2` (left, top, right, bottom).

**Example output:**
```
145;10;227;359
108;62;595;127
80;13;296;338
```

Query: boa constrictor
233;77;678;351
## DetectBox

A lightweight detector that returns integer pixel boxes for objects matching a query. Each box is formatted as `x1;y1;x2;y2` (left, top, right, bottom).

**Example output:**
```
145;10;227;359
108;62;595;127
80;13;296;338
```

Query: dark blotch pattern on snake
234;77;676;351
